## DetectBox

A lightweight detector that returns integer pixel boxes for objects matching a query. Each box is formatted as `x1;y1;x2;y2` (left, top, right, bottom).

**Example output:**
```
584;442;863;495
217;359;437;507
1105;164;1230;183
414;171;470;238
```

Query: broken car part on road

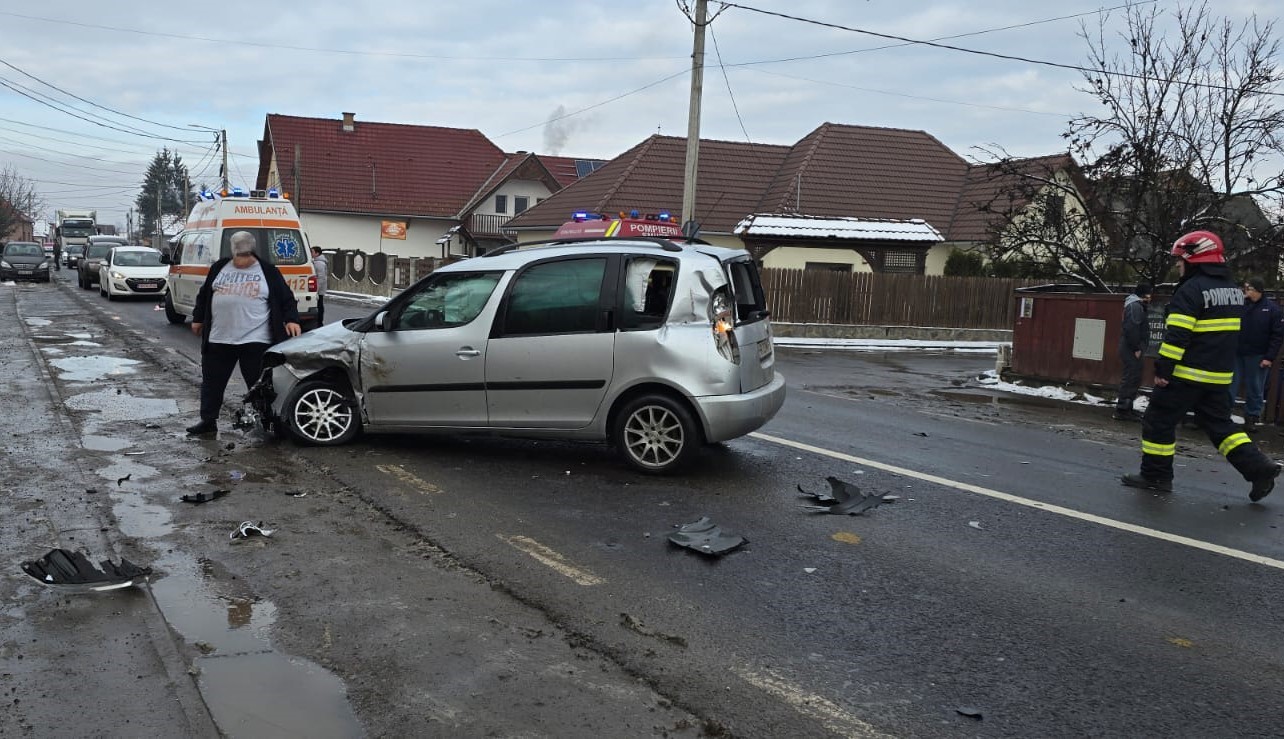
797;476;892;516
180;489;230;505
668;516;746;556
21;548;152;592
230;521;276;540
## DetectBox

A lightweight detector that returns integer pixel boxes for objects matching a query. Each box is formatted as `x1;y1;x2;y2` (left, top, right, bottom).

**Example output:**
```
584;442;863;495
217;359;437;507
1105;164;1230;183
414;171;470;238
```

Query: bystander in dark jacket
1230;276;1284;427
1114;282;1152;420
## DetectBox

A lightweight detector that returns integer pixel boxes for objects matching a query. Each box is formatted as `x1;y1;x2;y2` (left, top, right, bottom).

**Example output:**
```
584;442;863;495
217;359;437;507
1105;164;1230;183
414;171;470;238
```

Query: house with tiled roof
505;123;1087;275
255;113;605;258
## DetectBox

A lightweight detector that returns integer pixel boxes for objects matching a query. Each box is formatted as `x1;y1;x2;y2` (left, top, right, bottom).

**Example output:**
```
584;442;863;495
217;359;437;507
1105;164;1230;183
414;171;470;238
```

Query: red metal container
1009;289;1159;388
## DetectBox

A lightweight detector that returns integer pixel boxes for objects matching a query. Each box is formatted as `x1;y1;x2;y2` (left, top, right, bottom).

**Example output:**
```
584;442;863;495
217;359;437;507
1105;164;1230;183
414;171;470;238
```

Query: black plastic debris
116;474;131;487
21;548;152;592
956;707;983;720
180;489;229;505
798;476;889;515
668;517;746;556
230;521;276;541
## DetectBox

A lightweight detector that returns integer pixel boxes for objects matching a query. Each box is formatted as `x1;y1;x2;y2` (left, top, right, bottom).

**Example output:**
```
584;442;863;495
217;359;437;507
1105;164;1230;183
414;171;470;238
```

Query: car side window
502;258;607;336
393;272;503;331
621;256;676;330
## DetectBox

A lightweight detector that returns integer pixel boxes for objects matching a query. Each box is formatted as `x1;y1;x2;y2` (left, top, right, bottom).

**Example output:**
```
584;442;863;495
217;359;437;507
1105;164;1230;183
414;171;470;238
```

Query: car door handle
455;348;481;358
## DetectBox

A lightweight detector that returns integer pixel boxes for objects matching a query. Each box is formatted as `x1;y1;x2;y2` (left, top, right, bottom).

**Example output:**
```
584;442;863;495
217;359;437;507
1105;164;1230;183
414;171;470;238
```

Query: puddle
68;340;103;347
41;346;65;355
64;389;179;421
50;355;141;382
208;470;281;485
96;459;159;482
109;490;174;538
24;317;52;326
148;551;362;738
82;435;136;452
67;332;94;340
932;388;1064;409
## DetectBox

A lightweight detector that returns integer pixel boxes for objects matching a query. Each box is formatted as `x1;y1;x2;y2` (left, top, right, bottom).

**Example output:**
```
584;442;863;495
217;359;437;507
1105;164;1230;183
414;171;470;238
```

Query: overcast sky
0;0;1277;230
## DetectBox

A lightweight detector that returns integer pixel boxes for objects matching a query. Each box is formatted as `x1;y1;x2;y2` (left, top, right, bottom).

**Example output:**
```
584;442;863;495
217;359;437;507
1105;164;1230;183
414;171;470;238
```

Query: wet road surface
6;271;1284;737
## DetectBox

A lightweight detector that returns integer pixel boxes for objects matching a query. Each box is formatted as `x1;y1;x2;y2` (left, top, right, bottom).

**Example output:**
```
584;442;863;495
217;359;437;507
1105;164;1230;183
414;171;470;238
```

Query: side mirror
159;253;171;265
374;310;389;331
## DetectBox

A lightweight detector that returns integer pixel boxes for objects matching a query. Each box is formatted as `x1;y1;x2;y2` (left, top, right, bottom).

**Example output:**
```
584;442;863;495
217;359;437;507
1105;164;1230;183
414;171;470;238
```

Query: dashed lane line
732;666;893;738
750;431;1284;573
375;464;441;494
497;534;605;586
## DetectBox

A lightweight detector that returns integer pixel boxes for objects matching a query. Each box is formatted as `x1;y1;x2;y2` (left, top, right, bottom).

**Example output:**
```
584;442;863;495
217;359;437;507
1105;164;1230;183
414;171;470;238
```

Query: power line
0;11;687;63
709;26;755;146
721;2;1284;98
0;75;205;142
0;57;197;133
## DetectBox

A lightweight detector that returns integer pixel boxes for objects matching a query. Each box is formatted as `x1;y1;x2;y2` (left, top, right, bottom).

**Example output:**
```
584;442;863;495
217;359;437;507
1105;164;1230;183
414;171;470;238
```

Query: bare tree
0;166;44;241
1068;1;1284;281
969;149;1116;290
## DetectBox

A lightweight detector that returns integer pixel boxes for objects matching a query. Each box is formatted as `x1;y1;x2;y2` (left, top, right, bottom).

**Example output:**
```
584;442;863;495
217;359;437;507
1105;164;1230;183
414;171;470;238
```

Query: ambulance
162;187;319;328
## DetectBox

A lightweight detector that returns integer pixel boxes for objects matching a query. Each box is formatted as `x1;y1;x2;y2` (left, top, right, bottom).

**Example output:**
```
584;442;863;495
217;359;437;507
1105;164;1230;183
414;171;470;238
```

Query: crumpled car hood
268;321;363;373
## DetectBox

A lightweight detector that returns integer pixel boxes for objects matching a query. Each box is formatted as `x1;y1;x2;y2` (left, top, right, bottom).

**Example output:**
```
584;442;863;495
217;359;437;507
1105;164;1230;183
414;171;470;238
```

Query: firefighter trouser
1140;378;1275;482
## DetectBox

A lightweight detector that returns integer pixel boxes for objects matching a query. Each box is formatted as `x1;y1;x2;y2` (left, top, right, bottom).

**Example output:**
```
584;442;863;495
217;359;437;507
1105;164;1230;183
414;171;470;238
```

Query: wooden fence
761;269;1036;330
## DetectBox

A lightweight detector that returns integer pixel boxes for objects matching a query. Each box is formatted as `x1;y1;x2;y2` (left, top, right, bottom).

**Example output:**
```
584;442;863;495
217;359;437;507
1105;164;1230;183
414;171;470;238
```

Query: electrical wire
720;2;1284;97
0;57;197;133
0;76;206;142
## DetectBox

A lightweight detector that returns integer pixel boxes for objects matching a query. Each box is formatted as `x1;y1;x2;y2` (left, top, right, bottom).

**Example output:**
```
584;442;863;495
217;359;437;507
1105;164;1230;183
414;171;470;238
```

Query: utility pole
681;0;708;231
184;173;190;216
220;129;229;191
155;186;162;250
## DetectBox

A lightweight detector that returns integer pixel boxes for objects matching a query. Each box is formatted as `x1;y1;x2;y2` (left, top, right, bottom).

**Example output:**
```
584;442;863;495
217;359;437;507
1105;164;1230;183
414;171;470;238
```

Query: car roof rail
482;237;693;258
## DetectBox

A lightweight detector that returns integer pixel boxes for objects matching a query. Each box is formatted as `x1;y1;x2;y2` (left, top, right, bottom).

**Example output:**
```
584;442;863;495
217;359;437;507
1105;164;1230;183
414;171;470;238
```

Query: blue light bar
231;186;246;197
658;211;671;221
629;209;640;218
572;211;589;222
268;188;280;198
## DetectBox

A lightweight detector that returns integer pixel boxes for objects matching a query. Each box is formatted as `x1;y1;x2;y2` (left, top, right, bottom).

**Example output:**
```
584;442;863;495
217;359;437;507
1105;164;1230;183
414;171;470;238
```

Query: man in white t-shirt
186;231;302;435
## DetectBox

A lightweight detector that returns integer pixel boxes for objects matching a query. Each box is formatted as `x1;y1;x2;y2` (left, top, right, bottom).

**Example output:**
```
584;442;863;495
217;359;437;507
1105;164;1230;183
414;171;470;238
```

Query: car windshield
61;225;93;237
86;245;113;258
66;246;84;255
113;251;162;267
4;243;43;257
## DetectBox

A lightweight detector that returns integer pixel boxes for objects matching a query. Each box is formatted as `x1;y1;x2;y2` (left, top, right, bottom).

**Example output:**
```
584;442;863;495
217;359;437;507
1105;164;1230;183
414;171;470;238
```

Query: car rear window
726;259;768;323
219;228;309;265
86;245;113;258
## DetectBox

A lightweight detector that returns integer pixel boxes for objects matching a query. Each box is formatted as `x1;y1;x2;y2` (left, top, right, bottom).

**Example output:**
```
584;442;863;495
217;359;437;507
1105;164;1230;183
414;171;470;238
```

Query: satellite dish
681;220;701;240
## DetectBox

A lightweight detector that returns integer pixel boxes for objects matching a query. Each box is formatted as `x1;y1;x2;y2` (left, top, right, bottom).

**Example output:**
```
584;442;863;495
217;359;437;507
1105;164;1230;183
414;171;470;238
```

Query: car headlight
110;270;126;280
0;260;10;269
39;260;49;269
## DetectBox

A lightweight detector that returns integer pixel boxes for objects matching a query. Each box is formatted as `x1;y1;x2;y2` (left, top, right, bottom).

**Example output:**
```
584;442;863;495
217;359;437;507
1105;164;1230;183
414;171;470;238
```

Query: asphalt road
16;270;1284;737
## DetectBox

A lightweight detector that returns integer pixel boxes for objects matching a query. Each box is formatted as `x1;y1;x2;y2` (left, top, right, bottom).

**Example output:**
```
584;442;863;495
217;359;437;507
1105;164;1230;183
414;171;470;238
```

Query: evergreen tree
135;149;193;238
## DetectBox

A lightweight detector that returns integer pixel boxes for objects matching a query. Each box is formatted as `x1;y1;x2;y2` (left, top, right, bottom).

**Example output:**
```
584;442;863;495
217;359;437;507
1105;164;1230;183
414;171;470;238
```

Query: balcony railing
466;213;513;236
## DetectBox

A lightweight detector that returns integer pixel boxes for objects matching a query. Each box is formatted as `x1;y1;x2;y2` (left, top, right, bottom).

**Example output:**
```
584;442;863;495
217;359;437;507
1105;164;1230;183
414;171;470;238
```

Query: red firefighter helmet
1170;230;1225;264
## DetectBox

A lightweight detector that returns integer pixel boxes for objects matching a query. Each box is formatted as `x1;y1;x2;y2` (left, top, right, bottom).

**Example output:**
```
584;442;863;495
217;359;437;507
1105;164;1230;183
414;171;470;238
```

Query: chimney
342;112;355;132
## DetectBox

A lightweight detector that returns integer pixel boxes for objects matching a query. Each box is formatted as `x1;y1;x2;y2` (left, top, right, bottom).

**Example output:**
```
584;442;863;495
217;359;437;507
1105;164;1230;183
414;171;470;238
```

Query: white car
98;246;168;301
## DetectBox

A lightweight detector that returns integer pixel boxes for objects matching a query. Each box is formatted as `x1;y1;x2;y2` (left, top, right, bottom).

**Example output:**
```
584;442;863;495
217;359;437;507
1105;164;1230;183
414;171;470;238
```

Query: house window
514;196;529;215
805;262;852;273
882;251;918;273
494;195;507;214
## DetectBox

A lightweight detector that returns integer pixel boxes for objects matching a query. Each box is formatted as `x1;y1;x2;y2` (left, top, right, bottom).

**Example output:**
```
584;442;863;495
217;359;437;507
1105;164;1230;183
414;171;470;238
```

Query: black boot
1249;463;1282;502
1121;473;1172;493
185;419;217;435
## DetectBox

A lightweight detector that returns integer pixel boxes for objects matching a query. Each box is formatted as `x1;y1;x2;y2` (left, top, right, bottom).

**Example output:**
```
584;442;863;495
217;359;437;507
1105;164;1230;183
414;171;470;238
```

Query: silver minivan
245;237;785;473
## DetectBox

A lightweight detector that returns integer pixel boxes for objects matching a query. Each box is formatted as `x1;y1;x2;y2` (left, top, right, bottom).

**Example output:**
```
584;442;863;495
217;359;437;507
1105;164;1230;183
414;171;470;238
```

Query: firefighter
1121;230;1282;501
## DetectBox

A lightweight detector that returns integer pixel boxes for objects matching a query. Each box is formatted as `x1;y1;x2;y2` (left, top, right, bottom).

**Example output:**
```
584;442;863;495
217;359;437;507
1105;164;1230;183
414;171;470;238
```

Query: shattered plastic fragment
798;476;889;515
667;516;746;556
968;521;982;529
116;474;131;486
180;489;230;505
21;548;152;592
230;521;276;540
228;470;245;481
956;707;983;720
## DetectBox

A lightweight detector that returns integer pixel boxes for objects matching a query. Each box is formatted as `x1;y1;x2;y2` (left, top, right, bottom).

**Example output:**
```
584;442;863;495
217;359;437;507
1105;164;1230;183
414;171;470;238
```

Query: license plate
18;270;32;275
757;340;772;360
136;282;157;290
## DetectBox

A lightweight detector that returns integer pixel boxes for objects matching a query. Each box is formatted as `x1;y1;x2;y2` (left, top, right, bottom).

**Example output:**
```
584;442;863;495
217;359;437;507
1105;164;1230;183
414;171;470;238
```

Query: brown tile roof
258;114;507;218
539;155;608;188
505;135;791;233
507;123;998;236
947;153;1077;242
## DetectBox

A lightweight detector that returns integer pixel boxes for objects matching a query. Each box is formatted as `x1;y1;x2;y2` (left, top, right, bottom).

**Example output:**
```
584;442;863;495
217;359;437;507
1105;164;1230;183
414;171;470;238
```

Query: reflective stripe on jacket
1156;263;1241;386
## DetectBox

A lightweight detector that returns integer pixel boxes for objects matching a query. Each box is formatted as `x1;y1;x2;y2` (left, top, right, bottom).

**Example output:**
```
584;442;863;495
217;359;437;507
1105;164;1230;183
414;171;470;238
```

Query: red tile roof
258;114;507;218
539;155;608;188
948;154;1077;242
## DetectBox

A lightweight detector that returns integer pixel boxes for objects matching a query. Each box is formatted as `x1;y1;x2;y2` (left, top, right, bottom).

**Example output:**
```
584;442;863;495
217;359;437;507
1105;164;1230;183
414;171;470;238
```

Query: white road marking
497;534;605;586
376;464;440;494
751;431;1284;572
733;666;892;738
916;410;998;426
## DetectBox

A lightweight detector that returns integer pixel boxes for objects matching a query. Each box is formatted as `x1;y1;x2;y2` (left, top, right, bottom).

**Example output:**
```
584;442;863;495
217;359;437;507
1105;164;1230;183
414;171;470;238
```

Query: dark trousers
316;294;325;326
1116;346;1143;410
1140;378;1275;483
199;342;269;421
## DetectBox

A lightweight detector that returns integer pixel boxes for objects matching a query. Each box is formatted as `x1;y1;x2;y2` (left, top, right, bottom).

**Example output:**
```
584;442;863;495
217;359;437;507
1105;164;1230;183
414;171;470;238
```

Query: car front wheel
612;393;701;474
283;380;360;446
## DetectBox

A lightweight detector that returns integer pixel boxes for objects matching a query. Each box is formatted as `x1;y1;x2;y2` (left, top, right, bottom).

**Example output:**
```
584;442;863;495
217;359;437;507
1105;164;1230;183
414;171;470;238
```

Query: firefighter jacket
1155;263;1242;386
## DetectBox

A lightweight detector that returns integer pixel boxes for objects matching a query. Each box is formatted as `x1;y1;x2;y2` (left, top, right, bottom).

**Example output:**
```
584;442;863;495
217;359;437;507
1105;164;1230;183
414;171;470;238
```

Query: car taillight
307;275;317;292
710;287;740;364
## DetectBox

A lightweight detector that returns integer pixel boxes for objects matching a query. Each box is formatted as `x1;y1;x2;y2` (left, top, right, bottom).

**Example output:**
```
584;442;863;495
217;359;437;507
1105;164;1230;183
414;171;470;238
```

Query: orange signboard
381;220;407;240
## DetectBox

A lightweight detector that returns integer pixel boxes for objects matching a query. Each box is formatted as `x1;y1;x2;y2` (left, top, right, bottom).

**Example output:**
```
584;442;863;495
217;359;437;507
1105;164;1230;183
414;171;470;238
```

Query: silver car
246;238;785;473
